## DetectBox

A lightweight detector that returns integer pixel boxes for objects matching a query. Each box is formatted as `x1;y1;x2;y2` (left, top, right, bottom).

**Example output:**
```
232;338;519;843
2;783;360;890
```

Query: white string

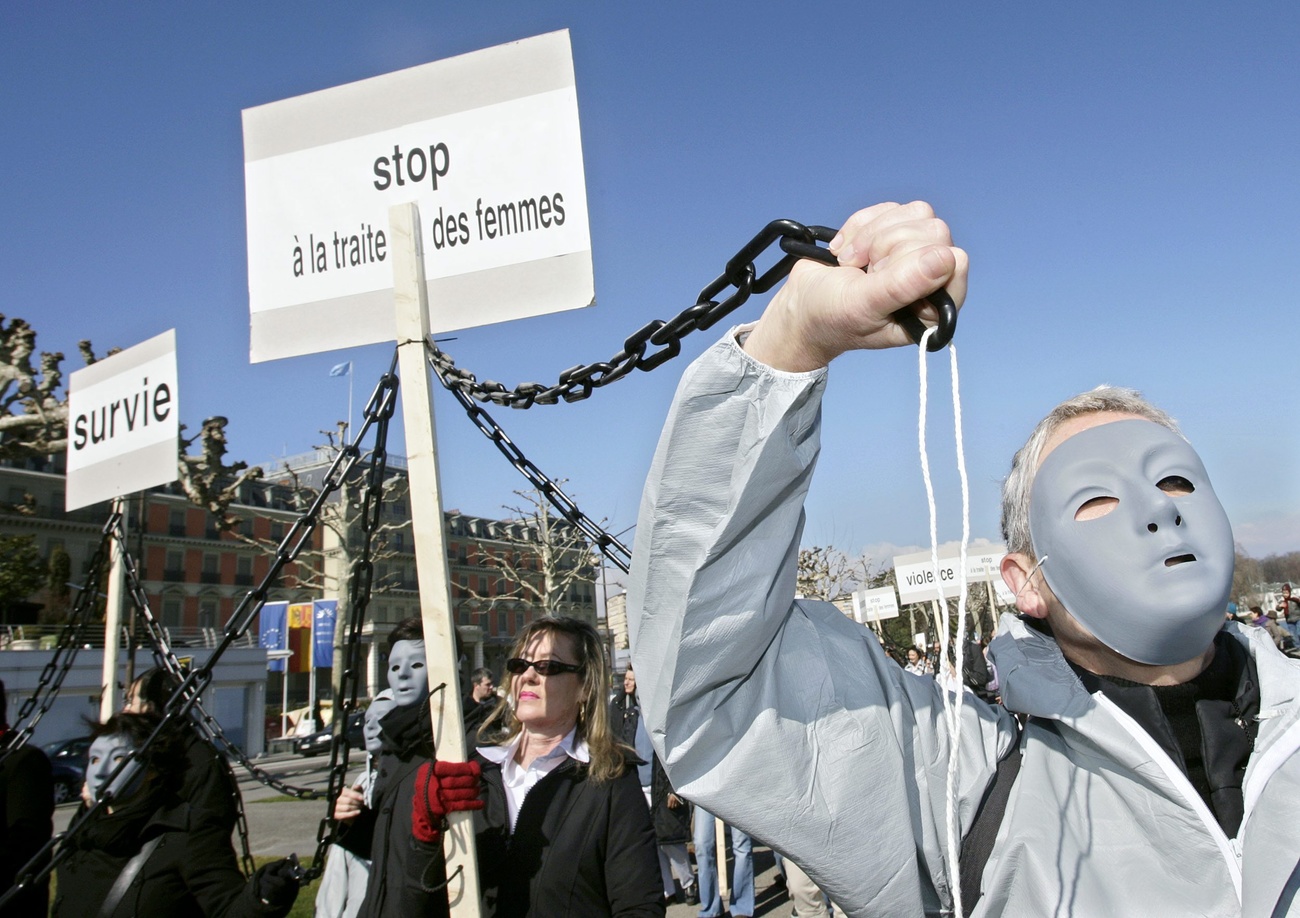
916;328;972;918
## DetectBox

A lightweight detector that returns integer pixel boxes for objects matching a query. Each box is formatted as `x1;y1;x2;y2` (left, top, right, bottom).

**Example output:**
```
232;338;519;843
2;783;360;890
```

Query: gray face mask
387;639;428;707
86;733;145;805
1029;418;1234;665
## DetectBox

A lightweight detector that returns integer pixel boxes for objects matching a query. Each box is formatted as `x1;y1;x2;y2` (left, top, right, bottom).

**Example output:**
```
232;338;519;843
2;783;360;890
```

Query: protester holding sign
630;200;1300;916
407;616;663;916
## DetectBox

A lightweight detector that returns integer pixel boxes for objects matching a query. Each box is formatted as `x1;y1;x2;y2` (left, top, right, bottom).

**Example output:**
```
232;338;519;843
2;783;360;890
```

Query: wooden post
389;202;482;916
716;815;729;901
100;497;127;720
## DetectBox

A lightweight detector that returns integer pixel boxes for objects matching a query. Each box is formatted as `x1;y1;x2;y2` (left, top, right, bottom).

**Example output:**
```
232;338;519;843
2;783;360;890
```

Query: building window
165;550;184;581
198;600;217;629
169;508;186;536
201;554;220;584
270;520;285;541
162;598;182;629
235;555;253;586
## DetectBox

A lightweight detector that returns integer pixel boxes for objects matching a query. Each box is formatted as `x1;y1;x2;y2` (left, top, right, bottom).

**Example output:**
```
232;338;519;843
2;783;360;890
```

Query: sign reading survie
65;330;178;512
242;30;593;362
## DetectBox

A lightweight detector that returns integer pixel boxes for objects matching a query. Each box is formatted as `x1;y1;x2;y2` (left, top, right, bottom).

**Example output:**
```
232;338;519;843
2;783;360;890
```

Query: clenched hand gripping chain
425;218;957;575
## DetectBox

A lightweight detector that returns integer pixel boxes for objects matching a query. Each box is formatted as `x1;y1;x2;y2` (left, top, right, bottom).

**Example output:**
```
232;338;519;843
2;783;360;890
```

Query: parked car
43;736;92;805
295;711;365;757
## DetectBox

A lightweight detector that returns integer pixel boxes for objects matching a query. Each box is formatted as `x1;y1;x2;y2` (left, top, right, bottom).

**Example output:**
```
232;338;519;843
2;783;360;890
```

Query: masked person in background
630;200;1300;916
314;689;395;918
53;712;299;917
121;667;241;833
333;619;434;918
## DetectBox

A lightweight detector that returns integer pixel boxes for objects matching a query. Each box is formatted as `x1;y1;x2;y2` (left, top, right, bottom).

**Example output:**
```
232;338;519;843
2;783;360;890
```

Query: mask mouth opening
1165;553;1196;567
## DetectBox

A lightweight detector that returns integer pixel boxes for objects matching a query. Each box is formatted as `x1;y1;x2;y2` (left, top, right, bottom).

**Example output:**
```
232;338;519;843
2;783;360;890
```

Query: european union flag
259;601;289;672
313;599;338;668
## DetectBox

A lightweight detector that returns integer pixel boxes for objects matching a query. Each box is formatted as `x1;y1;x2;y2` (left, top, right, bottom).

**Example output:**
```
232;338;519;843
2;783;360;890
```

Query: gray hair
1000;386;1182;556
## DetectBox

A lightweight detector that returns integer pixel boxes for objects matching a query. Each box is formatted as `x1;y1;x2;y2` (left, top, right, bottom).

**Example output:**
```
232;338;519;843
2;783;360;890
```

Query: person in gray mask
332;618;435;918
314;690;395;918
629;200;1300;917
53;712;300;917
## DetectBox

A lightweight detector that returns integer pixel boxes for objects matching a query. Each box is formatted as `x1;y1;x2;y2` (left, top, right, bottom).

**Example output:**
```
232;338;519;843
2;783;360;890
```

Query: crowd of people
5;199;1298;917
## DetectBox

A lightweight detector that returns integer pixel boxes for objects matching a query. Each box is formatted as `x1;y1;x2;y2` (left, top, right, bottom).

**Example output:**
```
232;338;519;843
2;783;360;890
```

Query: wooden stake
389;202;482;916
100;497;127;720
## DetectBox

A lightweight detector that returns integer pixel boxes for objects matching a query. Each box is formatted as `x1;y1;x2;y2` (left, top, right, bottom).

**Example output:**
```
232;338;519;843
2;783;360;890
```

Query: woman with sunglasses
412;616;663;916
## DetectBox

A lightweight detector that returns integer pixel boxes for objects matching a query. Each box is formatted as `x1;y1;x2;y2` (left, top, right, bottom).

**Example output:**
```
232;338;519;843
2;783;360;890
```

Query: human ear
1002;552;1050;619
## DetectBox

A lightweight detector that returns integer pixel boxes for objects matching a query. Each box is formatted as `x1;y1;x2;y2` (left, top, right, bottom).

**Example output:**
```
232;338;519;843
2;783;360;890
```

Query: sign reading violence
65;329;179;512
242;29;593;362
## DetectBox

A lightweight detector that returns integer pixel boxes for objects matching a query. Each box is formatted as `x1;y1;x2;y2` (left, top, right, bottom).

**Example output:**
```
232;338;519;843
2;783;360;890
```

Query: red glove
412;759;484;844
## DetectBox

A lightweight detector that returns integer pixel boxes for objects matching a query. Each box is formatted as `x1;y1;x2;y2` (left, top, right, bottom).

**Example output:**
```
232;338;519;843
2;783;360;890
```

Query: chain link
426;216;958;410
426;344;632;575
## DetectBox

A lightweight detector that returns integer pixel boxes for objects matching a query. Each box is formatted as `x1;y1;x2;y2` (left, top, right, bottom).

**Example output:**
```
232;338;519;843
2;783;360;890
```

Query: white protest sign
243;29;593;362
65;330;178;511
852;586;901;622
893;547;966;605
964;547;1006;580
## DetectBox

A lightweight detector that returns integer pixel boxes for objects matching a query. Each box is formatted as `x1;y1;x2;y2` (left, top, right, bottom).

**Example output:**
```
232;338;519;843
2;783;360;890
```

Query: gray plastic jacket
629;332;1300;917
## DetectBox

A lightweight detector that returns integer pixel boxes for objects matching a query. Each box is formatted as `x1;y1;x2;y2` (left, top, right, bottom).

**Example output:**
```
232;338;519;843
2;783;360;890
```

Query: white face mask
386;639;429;706
363;692;397;755
86;733;145;804
1029;418;1235;665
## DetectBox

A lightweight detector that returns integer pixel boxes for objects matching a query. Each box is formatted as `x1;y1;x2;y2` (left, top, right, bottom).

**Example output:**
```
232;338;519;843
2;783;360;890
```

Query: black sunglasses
506;657;583;677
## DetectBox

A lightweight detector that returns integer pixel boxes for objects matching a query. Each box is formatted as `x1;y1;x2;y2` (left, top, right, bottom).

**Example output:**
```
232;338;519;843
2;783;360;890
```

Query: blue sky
3;2;1297;576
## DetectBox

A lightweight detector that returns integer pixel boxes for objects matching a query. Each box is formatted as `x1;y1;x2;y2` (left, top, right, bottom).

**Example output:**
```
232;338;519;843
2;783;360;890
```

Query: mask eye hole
1158;475;1195;496
1075;496;1119;521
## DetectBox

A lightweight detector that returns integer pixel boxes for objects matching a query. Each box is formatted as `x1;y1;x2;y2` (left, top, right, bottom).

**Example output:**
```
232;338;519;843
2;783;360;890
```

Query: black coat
649;754;690;846
350;701;437;918
608;693;640;748
51;791;285;918
177;728;241;831
0;742;53;918
472;750;664;918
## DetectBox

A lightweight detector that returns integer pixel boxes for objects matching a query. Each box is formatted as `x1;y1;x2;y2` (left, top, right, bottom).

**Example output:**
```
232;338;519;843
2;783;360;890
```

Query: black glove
255;854;302;910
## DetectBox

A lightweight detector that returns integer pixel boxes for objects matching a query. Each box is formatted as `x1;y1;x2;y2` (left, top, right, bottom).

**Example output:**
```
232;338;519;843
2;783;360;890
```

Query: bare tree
176;416;265;530
796;545;871;602
0;316;117;460
457;484;598;622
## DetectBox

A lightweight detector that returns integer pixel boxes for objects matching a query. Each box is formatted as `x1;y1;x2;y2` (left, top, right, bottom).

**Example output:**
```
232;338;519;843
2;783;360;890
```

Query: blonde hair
478;616;628;784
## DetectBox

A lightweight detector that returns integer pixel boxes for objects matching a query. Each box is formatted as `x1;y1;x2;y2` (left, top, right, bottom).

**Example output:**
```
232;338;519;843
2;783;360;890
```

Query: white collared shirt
478;728;591;832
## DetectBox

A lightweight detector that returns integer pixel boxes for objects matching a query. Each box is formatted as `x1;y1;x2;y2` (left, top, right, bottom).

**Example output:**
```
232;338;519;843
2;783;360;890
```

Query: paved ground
55;750;800;917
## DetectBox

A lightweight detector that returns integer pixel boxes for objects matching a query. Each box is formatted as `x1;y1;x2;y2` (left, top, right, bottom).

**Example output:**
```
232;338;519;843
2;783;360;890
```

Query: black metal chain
108;518;258;876
426;343;631;576
0;352;402;908
425;218;957;413
305;357;399;881
0;514;117;764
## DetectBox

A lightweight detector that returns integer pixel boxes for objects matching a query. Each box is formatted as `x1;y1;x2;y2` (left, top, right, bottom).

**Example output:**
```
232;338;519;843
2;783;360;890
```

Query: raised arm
629;203;1013;915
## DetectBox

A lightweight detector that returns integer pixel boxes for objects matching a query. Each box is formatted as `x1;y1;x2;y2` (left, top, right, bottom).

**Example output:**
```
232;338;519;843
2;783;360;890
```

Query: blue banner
313;599;338;669
260;601;288;672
